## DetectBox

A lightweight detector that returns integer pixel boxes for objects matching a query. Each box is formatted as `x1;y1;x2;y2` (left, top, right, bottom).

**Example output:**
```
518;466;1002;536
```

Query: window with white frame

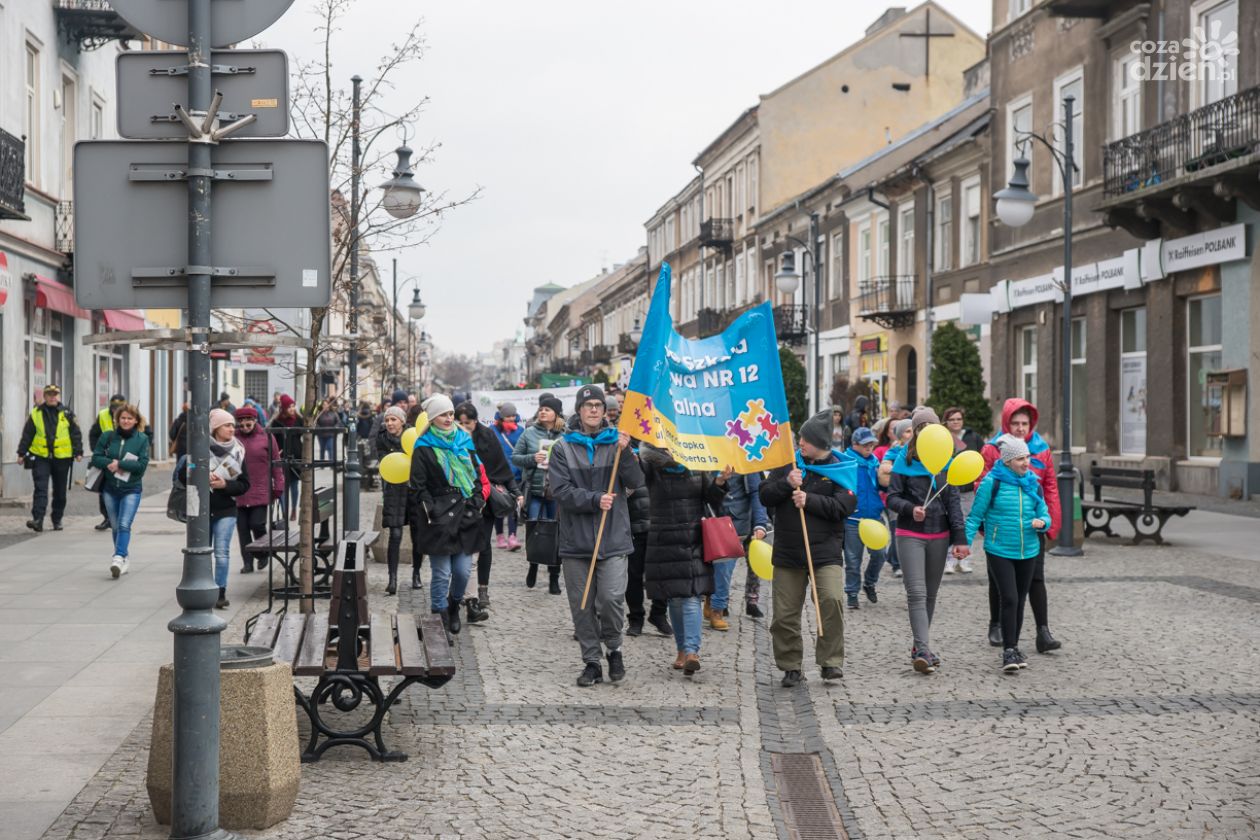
857;222;872;287
724;260;735;307
1112;52;1142;140
897;204;914;278
1119;307;1147;455
935;192;952;271
25;41;40;186
961;178;981;267
25;300;65;406
1019;325;1037;406
1193;0;1238;107
1007;95;1033;177
90;94;104;140
1071;318;1087;448
877;215;890;278
830;232;844;299
60;71;77;199
93;315;127;410
1053;69;1084;194
1009;0;1032;22
735;250;745;304
1187;295;1223;457
747;251;757;301
748;157;758;215
735;166;744;216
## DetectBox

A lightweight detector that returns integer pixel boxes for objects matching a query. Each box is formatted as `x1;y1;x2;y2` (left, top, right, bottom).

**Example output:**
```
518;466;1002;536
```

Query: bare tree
432;353;478;393
253;0;480;610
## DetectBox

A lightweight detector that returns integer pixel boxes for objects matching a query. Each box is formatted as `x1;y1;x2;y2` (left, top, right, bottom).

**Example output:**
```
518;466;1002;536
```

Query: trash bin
146;645;301;830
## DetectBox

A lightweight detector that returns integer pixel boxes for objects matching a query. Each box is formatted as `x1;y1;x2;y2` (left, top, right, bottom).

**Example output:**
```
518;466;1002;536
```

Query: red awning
0;251;11;307
103;309;146;332
33;275;89;319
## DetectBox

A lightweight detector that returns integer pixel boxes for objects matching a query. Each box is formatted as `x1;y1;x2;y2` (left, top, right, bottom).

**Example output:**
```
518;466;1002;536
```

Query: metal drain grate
771;752;849;840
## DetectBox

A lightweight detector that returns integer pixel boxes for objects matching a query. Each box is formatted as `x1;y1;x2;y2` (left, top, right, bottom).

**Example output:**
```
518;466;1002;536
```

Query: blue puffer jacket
840;449;884;522
721;472;769;537
965;464;1051;559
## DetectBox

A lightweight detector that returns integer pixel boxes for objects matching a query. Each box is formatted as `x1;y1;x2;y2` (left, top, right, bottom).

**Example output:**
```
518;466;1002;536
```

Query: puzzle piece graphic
757;412;780;442
639;419;651;435
738;399;768;430
743;432;771;461
634;408;643;420
644;397;654;411
725;420;754;447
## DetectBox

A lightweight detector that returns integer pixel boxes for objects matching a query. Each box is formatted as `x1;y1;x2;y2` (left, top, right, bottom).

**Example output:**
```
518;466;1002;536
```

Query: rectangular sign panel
73;139;331;310
116;50;289;139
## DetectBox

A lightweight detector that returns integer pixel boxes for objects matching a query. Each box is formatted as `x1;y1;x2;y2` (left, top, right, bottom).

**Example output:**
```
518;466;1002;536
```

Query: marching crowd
13;377;1064;683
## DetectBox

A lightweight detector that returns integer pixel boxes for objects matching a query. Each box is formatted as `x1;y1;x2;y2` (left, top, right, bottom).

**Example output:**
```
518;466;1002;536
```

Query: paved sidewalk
4;497;1258;839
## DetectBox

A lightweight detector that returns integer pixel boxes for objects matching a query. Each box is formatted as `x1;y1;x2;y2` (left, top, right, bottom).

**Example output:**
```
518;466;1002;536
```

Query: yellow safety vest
98;407;114;433
29;407;73;459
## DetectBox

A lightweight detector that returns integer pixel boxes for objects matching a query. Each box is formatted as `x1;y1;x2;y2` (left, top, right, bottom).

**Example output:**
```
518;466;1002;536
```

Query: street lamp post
774;212;822;414
993;94;1082;557
390;263;426;390
343;77;424;532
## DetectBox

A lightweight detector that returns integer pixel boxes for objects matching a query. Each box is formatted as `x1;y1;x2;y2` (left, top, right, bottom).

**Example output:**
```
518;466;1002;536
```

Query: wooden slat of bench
294;614;329;676
417;613;456;676
368;613;398;676
272;613;306;666
394;613;427;676
249;612;280;647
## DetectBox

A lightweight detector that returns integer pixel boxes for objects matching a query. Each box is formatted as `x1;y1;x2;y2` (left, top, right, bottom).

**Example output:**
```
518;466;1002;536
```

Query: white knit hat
423;394;454;417
997;433;1031;463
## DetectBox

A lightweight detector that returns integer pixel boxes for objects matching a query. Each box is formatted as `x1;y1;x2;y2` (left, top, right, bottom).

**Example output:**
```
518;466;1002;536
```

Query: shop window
1120;307;1147;455
1187;295;1223;457
1071;318;1086;448
1018;325;1037;406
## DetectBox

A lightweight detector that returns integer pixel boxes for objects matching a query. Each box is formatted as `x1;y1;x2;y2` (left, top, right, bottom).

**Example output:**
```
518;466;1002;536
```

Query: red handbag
701;507;745;564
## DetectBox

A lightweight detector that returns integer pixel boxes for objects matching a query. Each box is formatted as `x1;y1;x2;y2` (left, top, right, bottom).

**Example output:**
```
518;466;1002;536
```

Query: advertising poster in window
1120;355;1147;455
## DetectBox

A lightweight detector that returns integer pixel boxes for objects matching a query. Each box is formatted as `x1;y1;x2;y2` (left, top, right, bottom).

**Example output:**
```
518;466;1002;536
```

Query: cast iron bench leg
296;673;416;762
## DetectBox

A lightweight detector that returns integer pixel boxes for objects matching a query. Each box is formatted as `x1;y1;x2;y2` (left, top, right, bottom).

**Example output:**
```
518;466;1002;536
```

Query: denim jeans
668;595;703;654
281;476;299;518
526;495;555;521
211;514;236;589
885;514;900;571
318;436;335;462
843;520;887;595
102;486;143;558
710;559;736;611
429;553;472;611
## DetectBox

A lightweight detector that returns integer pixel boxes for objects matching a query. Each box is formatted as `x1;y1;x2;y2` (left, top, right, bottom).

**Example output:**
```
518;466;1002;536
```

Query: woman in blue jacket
840;427;888;609
965;434;1051;673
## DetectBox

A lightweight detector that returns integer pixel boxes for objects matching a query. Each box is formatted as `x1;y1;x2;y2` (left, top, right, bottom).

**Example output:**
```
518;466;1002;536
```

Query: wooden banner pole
580;444;624;611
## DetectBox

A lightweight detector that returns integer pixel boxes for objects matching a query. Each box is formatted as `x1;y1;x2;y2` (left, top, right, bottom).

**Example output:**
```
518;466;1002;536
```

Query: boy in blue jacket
965;434;1051;673
841;427;889;609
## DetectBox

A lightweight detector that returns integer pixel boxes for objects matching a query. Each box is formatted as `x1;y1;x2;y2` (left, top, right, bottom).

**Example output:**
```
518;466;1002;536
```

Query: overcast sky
257;1;992;357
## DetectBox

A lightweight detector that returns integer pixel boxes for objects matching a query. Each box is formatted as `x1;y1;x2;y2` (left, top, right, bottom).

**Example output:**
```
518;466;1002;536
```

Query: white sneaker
893;568;903;578
110;556;128;578
944;560;956;574
959;558;974;573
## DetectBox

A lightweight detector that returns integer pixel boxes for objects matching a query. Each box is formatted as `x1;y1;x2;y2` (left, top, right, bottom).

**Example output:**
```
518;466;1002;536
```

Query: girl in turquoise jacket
964;434;1050;672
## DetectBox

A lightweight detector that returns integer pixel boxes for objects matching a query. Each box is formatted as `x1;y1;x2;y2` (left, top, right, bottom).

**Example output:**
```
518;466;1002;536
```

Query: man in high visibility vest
89;394;127;530
17;384;84;532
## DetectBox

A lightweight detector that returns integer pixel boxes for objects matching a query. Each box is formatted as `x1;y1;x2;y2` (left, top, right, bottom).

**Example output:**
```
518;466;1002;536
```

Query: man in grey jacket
548;384;643;687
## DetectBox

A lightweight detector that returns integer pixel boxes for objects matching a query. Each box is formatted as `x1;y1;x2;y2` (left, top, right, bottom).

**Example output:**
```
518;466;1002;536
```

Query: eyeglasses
580;401;605;411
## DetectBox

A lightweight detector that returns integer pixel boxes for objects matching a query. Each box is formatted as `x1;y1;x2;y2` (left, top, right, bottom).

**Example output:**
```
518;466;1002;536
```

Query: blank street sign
73;139;331;310
116;50;289;140
108;0;296;48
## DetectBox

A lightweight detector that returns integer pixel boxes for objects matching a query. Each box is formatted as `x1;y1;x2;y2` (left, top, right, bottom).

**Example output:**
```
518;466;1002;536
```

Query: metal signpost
74;1;322;837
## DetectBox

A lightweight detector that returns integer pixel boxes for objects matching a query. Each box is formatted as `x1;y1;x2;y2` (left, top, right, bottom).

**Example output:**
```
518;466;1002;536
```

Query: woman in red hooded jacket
978;398;1062;654
234;405;285;573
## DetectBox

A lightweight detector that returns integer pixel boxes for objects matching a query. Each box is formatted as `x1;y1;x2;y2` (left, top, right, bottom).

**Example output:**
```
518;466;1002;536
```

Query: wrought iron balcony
773;304;808;346
0;129;27;221
617;332;637;354
578;349;593;365
699;218;734;250
697;307;724;336
1045;0;1116;16
54;0;140;49
857;276;916;330
56;201;74;253
551;357;577;374
591;345;612;364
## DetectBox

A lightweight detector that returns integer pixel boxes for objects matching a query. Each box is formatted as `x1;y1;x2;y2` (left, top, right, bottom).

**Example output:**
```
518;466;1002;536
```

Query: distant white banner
469;386;583;422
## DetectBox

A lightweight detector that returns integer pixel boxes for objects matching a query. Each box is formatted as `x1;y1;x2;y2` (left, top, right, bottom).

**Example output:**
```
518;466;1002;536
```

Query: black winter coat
885;465;966;544
376;426;412;528
641;449;726;600
269;418;304;483
470;423;520;494
409;445;485;557
627;448;651;535
759;453;855;570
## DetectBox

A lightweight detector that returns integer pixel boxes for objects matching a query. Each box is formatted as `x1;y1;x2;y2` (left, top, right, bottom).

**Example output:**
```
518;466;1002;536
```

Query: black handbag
525;519;561;567
487;483;515;519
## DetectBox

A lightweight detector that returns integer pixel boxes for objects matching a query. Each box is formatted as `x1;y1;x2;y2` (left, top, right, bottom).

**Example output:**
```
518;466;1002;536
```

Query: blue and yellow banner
618;262;795;474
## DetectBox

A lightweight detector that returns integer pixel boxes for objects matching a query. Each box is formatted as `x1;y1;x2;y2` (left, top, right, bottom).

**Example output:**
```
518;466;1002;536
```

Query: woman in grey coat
511;395;566;592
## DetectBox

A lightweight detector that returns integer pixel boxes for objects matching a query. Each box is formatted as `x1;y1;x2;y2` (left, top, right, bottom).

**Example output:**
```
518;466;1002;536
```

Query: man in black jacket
760;410;856;687
17;384;84;532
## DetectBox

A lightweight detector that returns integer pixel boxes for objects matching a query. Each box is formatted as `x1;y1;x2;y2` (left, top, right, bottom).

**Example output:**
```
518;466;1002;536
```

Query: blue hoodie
840;448;884;522
965;461;1051;559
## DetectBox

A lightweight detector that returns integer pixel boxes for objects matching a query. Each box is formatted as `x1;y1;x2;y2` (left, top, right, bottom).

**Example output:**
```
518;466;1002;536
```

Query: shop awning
103;309;146;332
33;275;89;319
0;251;11;307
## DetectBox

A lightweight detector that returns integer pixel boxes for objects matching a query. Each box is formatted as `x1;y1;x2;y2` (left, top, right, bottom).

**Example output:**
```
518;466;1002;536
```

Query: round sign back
108;0;297;49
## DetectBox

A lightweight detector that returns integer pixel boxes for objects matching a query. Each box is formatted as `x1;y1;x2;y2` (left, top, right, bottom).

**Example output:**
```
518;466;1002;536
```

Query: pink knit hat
209;408;236;433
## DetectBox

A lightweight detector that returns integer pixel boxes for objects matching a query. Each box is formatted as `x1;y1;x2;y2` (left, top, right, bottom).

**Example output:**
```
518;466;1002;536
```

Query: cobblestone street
18;499;1257;840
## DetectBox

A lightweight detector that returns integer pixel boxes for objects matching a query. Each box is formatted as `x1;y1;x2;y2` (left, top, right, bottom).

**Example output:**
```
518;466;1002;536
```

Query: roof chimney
866;7;908;37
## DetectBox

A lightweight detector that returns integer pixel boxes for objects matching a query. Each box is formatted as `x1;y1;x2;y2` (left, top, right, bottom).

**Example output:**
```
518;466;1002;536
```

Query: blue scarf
987;430;1051;469
882;443;904;462
416;426;477;497
563;426;620;465
795;449;856;491
989;460;1044;502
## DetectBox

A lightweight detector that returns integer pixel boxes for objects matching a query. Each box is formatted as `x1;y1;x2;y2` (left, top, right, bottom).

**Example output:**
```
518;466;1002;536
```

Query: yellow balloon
916;423;953;474
946;449;984;487
858;518;890;551
413;411;429;436
401;427;419;452
748;538;774;581
379;451;411;485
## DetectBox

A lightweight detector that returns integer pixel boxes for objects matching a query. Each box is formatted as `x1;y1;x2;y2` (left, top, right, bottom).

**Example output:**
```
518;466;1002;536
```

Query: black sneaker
607;650;626;682
1013;648;1029;669
525;564;538;589
988;623;1003;647
1002;648;1020;673
94;519;111;531
820;666;843;682
626;617;644;637
548;575;562;595
745;602;764;618
576;662;603;687
846;593;859;610
647;614;673;637
25;519;42;533
863;584;877;604
52;522;63;531
780;669;803;688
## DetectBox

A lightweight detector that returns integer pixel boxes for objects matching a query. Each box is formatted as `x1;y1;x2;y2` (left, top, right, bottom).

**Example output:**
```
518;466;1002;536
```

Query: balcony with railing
773;304;808;346
54;0;140;49
697;307;724;336
856;276;916;330
699;218;734;250
591;345;612;364
0;129;27;221
1101;85;1260;238
617;332;637;354
56;201;74;253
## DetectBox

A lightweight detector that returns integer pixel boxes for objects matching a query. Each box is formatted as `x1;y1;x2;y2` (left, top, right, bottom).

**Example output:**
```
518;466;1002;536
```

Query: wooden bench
245;535;454;762
1081;461;1194;545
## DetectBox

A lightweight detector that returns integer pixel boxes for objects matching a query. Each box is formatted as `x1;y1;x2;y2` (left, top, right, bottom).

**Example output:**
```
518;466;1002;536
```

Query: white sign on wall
1160;223;1246;275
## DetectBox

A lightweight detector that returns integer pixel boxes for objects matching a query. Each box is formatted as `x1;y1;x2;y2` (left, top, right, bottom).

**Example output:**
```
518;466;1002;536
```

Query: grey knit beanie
997;433;1031;463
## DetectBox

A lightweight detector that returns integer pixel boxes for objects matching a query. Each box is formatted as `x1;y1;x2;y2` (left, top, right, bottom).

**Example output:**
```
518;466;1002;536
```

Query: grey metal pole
1051;94;1082;557
168;0;234;836
391;258;398;389
343;75;362;532
810;212;821;415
